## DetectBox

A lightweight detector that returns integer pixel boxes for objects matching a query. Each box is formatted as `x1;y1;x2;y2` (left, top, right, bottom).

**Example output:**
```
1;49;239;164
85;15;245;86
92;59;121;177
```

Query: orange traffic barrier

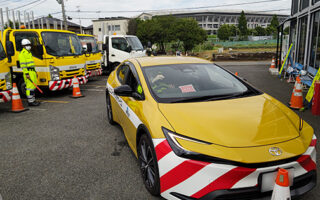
270;57;276;69
271;168;291;200
289;76;304;109
11;83;29;113
70;76;84;98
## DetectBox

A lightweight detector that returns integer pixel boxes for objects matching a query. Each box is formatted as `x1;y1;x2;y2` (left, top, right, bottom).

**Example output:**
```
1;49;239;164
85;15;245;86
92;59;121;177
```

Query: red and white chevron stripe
49;76;88;91
0;90;12;103
86;68;103;79
153;135;316;200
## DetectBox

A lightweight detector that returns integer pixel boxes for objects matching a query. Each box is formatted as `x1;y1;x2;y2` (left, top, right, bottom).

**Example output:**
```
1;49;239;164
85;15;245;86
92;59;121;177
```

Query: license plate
260;168;294;192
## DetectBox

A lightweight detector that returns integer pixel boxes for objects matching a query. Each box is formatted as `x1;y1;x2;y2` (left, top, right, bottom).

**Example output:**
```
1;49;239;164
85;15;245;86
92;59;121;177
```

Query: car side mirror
132;92;144;101
87;43;92;53
114;85;133;97
37;45;44;56
102;44;108;51
6;41;14;62
127;45;132;53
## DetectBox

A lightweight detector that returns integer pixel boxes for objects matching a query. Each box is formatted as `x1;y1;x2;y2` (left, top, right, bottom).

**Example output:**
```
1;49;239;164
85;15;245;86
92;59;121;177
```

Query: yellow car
106;57;316;200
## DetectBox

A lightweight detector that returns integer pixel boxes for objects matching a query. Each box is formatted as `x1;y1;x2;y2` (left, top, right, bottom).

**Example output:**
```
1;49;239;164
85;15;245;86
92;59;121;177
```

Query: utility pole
56;0;67;30
77;6;82;33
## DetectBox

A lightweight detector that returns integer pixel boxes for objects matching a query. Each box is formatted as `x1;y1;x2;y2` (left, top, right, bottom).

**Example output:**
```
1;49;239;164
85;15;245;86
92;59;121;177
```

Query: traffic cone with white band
270;57;276;69
70;76;84;98
289;76;304;109
11;83;29;113
271;168;291;200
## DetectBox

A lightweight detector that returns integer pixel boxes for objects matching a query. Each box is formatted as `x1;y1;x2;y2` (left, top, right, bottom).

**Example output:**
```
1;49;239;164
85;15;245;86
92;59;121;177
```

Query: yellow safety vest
18;48;35;75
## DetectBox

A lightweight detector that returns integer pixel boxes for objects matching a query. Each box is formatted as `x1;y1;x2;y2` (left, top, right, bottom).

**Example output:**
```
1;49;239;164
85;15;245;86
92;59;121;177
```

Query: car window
14;32;43;59
143;63;255;103
112;37;129;52
117;64;130;84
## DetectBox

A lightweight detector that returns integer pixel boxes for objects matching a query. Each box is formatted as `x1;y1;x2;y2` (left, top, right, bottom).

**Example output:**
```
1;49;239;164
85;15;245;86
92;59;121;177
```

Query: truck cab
3;29;87;94
0;39;12;103
78;34;103;78
102;35;145;73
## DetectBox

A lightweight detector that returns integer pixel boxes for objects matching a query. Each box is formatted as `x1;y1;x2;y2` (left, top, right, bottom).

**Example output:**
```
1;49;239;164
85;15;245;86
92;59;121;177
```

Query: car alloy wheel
138;134;160;196
106;92;115;125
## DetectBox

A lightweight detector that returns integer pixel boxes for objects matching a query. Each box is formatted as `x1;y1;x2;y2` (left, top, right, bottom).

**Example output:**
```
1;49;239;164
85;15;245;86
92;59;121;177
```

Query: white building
93;17;130;41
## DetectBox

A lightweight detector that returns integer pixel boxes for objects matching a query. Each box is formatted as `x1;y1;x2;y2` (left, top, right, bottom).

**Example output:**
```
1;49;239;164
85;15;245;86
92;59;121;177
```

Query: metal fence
208;39;277;47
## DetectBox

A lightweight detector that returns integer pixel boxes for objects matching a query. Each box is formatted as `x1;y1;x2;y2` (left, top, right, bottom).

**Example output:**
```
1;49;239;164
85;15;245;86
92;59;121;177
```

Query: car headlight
162;127;211;157
5;71;12;90
50;65;60;81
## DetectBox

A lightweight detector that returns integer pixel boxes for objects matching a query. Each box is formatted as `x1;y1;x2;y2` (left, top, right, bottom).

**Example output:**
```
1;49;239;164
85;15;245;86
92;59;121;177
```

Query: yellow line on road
38;100;70;104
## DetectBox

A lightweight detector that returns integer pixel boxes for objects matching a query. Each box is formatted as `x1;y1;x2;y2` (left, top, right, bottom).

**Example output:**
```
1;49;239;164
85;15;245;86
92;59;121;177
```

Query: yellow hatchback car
106;57;316;200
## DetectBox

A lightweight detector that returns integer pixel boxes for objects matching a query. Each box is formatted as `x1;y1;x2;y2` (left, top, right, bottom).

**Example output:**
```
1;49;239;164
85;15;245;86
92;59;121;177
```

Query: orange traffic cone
11;83;29;113
270;57;276;69
235;72;238;76
271;168;291;200
70;76;84;98
289;76;304;109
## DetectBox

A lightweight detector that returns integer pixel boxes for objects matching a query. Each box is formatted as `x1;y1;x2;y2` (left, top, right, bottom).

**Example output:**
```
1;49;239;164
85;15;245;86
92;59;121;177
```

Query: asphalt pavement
0;61;318;200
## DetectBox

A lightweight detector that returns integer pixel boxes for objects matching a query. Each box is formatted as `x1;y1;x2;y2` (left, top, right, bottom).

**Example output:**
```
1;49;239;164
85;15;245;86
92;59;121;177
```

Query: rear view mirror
114;85;133;97
87;43;92;53
37;45;44;56
127;45;132;53
102;44;108;51
6;41;14;63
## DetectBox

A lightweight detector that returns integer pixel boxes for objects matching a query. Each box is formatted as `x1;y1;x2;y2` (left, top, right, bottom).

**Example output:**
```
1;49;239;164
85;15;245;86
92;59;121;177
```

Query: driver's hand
152;74;165;83
26;74;30;79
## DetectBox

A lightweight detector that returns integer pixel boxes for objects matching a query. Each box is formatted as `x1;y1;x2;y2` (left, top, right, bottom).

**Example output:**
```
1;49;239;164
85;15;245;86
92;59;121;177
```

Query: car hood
158;95;300;148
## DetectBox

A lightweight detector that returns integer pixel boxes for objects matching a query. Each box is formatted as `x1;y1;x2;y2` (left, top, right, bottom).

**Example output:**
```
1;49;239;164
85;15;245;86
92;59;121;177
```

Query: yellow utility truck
0;39;13;103
2;29;87;95
78;34;102;78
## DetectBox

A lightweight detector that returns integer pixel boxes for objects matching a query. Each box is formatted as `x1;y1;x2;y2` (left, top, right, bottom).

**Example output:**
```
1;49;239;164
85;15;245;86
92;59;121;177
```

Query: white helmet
21;39;31;46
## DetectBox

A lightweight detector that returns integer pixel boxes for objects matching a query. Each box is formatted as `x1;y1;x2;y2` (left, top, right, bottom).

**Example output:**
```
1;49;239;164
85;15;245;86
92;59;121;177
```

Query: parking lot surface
0;61;318;200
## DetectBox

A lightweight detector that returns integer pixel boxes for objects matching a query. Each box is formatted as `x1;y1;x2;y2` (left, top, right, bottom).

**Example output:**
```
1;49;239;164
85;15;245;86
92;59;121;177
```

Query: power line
10;0;42;10
24;0;48;11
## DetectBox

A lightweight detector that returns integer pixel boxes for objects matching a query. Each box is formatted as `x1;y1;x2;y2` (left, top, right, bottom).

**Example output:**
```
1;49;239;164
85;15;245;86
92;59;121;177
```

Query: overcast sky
1;0;292;27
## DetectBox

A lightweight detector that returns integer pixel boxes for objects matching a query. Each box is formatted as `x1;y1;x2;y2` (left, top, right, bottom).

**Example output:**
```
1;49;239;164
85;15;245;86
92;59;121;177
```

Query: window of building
292;0;299;15
115;25;120;31
300;0;309;10
309;11;320;69
208;24;213;28
98;28;101;32
213;24;219;28
297;16;308;65
289;20;297;59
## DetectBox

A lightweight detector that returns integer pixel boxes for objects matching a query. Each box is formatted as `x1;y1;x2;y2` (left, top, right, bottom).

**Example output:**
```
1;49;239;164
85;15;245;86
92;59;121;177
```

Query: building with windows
285;0;320;71
147;10;288;35
92;17;130;41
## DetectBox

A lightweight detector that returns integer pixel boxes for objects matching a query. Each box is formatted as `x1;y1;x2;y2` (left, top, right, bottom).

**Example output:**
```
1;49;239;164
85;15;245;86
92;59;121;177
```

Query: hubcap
139;140;156;188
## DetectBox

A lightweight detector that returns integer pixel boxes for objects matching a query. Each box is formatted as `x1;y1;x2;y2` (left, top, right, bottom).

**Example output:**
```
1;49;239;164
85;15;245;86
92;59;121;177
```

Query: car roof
132;56;212;67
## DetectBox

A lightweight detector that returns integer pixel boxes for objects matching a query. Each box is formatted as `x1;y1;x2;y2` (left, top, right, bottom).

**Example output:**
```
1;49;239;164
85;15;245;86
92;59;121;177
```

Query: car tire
106;91;116;125
138;134;160;196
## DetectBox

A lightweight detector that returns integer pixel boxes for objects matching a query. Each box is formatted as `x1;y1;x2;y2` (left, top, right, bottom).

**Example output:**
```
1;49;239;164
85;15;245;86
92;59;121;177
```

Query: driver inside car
150;71;175;94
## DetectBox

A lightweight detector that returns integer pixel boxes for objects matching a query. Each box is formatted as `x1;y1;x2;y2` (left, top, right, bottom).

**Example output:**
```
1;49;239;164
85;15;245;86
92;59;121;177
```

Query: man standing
19;39;40;106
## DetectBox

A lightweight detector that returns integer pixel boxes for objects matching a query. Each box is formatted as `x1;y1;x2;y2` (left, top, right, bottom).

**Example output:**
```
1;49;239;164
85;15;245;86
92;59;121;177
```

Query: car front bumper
153;135;317;200
86;68;103;78
48;76;88;91
0;90;11;103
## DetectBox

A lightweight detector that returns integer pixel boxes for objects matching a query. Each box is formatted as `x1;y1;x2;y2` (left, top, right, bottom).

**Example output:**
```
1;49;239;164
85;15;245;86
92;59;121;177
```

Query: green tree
127;18;140;35
48;14;53;18
175;18;207;52
270;15;279;29
283;26;290;35
229;25;239;37
254;26;266;36
238;11;248;38
4;20;19;29
217;24;231;41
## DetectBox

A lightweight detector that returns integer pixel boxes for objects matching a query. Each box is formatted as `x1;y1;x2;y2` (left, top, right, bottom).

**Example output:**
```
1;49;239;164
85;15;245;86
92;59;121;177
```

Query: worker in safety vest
19;39;40;106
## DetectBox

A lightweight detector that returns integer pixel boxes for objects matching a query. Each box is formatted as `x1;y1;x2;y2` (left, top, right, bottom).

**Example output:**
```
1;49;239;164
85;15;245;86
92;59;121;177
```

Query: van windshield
42;32;82;56
125;36;143;51
0;42;6;60
78;36;99;53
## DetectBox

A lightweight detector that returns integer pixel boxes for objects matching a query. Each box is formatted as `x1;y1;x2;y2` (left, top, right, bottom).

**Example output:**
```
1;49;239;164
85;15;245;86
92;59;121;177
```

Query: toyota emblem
269;147;282;156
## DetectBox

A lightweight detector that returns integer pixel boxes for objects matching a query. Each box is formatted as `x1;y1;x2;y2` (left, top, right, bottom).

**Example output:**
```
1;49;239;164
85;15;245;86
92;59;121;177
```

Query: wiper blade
171;90;254;103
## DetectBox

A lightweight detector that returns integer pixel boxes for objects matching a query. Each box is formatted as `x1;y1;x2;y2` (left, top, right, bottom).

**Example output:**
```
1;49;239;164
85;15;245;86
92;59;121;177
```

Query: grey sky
1;0;292;26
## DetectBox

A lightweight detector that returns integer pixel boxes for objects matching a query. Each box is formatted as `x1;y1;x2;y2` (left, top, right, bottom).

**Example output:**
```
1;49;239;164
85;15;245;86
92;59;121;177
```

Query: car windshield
125;36;143;51
143;63;257;103
41;32;82;56
0;41;6;60
78;36;99;53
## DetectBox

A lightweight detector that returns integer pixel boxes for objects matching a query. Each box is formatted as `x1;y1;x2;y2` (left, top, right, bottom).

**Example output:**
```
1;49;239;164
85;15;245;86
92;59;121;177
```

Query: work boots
28;101;40;106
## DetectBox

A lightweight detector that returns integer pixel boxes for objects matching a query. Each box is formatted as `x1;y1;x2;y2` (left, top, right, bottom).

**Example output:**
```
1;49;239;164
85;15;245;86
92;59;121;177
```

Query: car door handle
111;54;115;57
